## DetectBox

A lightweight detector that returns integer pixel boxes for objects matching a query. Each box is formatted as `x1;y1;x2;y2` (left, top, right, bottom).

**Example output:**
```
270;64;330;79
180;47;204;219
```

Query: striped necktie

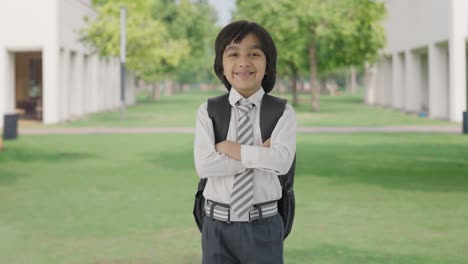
230;98;255;218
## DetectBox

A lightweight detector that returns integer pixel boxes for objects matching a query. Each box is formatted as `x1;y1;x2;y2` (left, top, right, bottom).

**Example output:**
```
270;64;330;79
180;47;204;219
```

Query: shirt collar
228;88;265;107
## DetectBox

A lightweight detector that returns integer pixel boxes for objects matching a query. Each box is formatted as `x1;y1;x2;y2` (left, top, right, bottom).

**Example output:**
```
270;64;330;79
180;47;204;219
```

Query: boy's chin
233;84;262;91
232;86;262;96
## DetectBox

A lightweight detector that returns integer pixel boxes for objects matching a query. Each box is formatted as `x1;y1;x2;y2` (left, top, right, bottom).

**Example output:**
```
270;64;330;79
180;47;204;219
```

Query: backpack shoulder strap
207;93;231;144
207;92;287;145
260;94;287;142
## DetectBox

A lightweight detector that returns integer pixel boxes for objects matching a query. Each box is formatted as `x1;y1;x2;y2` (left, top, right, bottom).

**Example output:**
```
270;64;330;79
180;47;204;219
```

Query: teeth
237;72;252;76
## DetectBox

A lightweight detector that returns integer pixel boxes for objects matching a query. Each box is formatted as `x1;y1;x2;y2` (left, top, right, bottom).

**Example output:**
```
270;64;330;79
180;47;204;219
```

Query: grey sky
207;0;236;26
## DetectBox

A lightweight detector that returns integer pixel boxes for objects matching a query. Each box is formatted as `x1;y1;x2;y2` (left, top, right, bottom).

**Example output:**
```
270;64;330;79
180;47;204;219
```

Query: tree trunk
346;69;351;93
273;76;280;95
288;62;299;106
309;42;319;111
277;77;285;95
152;83;160;101
164;79;173;96
351;65;357;94
175;82;182;93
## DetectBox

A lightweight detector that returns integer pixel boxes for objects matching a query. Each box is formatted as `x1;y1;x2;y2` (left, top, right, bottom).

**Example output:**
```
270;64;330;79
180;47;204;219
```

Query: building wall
59;0;95;53
367;0;468;122
0;0;57;126
383;0;451;53
0;0;135;127
0;0;56;48
56;0;135;123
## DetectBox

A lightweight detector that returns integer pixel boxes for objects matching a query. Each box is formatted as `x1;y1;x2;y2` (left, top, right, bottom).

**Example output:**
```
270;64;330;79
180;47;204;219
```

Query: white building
0;0;136;127
366;0;468;122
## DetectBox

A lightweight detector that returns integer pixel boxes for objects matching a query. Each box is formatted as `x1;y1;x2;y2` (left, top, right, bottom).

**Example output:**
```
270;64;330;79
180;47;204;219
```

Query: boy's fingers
215;142;222;151
215;141;226;152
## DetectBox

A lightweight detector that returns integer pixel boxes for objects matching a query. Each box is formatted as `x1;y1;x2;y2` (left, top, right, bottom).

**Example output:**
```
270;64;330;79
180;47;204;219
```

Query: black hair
213;20;277;93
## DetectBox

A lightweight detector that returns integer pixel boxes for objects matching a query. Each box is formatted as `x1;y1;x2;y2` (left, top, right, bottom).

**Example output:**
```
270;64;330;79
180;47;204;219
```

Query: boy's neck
233;87;262;98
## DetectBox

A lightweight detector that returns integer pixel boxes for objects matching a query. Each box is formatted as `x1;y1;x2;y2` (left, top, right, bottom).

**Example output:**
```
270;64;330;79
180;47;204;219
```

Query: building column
364;63;377;105
82;55;89;114
405;50;421;112
68;52;77;117
375;60;385;105
392;52;405;109
112;58;119;108
59;48;70;121
383;56;393;107
0;49;15;127
89;54;99;113
98;57;105;111
420;52;429;113
106;59;113;110
75;53;84;116
391;52;401;109
43;45;60;124
449;0;468;122
429;43;449;119
110;59;116;109
0;48;5;127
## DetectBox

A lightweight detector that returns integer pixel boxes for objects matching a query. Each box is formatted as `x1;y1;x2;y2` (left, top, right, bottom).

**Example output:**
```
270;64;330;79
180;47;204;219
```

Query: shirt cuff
228;157;247;174
241;145;260;168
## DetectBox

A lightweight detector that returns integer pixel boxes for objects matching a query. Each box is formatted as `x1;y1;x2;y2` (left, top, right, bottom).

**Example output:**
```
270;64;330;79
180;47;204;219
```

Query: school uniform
194;88;296;264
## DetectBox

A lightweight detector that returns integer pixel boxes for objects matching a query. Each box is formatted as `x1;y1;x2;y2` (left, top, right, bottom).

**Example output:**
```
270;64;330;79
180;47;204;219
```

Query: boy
194;20;296;264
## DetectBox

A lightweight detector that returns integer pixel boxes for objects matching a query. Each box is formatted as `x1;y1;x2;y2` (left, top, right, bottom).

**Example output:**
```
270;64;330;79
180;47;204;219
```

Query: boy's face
222;33;266;98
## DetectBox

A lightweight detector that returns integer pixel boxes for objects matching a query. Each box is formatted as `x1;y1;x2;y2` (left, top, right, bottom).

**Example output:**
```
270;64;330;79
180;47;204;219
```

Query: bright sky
207;0;236;26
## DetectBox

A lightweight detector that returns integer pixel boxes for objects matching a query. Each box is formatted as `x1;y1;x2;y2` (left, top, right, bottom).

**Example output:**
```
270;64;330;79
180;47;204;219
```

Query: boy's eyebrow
224;44;262;53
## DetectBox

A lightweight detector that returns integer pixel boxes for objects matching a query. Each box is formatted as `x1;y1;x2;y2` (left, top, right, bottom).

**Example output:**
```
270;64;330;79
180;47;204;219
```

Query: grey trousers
202;214;284;264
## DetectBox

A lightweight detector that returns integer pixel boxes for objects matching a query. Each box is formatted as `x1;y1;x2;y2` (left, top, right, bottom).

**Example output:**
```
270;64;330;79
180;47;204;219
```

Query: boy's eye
227;53;238;57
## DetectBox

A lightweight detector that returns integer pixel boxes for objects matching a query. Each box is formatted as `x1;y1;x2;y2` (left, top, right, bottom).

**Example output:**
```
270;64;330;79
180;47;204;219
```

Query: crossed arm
215;139;271;161
194;103;296;178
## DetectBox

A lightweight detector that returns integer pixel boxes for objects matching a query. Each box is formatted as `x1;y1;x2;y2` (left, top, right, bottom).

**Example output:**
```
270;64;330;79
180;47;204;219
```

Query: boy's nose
238;56;251;67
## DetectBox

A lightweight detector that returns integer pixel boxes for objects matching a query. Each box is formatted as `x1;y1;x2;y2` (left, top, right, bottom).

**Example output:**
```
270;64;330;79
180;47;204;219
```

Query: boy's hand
262;138;271;148
215;140;241;161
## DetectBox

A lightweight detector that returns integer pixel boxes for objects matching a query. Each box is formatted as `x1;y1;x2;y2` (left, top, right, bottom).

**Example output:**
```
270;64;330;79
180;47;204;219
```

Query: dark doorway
15;52;43;121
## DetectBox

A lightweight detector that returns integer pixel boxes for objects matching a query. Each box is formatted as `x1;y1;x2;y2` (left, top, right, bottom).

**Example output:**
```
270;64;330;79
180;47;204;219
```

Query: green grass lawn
30;89;455;128
1;133;467;263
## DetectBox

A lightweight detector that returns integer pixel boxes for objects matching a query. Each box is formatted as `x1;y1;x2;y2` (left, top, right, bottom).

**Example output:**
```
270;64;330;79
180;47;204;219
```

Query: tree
297;0;386;110
81;0;192;99
235;0;386;111
235;0;308;106
153;0;219;87
83;0;219;97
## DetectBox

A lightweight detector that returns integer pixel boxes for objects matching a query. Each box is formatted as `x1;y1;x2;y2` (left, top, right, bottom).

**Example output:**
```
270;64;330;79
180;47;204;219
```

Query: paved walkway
18;126;461;135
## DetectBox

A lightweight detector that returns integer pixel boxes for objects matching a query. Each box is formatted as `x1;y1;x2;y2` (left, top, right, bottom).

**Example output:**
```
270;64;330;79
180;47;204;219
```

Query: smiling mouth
236;72;254;77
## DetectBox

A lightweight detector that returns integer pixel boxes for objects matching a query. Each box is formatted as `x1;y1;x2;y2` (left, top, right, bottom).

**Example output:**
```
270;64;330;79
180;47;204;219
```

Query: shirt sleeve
240;104;296;175
194;102;247;178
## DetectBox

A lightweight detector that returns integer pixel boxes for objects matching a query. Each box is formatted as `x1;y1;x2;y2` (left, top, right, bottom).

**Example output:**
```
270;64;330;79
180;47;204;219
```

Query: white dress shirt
194;88;297;205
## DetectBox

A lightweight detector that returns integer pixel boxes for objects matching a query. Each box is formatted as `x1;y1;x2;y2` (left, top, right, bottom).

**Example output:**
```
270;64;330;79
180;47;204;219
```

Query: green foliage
153;0;219;83
313;0;387;73
235;0;386;111
235;0;308;77
235;0;386;75
81;0;218;84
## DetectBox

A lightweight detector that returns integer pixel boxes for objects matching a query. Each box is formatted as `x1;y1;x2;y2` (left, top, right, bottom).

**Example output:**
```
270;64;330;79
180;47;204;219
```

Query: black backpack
193;93;296;240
